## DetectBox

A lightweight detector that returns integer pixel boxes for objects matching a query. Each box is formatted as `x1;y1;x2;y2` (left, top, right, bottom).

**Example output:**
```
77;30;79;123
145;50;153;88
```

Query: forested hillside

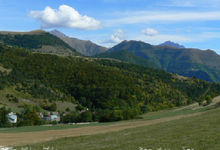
0;30;80;56
99;40;220;83
1;44;220;124
92;50;158;68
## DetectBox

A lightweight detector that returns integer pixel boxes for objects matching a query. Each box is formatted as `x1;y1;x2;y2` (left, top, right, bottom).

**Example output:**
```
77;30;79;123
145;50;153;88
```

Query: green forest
0;44;220;126
0;32;79;55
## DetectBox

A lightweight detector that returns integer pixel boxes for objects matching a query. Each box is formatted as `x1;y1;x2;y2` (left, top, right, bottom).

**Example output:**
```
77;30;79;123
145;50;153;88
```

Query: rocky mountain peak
49;29;67;37
159;41;185;49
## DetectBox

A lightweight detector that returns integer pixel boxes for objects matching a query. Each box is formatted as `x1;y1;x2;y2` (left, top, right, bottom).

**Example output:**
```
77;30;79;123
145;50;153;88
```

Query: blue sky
1;0;220;53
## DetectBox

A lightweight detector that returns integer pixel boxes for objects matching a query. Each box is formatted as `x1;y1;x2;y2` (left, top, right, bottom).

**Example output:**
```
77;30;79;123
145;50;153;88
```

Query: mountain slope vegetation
0;30;80;56
93;50;158;68
99;40;220;82
1;44;220;123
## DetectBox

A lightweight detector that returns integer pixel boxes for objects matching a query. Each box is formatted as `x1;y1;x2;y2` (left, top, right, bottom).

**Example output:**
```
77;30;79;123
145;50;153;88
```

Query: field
21;108;219;150
0;99;220;150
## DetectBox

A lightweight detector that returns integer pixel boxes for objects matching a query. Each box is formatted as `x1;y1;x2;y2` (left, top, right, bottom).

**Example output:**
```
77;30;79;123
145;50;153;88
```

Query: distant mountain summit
50;29;67;37
49;29;108;56
96;40;220;82
159;41;185;49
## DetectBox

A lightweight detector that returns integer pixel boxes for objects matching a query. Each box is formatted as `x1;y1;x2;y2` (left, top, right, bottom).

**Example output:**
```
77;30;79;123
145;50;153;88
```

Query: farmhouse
7;112;17;124
42;115;60;122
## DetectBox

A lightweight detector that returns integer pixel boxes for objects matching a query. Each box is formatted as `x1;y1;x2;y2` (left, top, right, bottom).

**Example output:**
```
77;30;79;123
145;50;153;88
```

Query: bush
0;108;11;128
76;104;86;111
80;111;93;122
206;95;212;105
141;105;152;113
61;111;79;123
66;107;71;112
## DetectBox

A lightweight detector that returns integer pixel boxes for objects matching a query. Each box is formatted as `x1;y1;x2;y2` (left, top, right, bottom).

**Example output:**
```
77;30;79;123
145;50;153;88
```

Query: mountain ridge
50;29;67;37
159;41;185;49
0;30;80;56
50;29;108;56
100;40;220;82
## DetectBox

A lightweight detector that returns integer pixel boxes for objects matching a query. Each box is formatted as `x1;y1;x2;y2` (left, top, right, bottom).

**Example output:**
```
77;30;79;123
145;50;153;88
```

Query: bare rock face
50;29;67;37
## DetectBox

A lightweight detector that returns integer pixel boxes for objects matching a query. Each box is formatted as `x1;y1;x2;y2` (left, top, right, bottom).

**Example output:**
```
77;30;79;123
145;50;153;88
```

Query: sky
1;0;220;53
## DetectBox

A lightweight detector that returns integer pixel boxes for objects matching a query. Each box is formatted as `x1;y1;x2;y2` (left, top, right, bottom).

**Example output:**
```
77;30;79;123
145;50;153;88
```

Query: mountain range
1;29;220;124
0;29;220;83
94;40;220;82
50;29;108;56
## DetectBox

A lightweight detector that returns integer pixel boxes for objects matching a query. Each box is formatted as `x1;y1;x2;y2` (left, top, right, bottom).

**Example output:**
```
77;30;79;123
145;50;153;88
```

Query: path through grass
14;107;220;150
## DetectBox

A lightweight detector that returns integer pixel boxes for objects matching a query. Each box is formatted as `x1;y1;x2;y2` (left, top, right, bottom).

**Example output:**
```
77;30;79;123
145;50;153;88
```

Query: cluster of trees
15;107;44;126
0;44;220;123
0;107;11;127
61;110;93;123
40;103;57;111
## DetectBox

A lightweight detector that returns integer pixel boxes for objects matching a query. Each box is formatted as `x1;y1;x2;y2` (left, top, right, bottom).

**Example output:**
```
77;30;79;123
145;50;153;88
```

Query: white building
8;112;17;123
42;115;60;122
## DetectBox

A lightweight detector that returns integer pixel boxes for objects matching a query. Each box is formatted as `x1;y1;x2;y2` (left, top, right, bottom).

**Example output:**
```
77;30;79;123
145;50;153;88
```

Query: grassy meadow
1;104;217;134
11;105;220;150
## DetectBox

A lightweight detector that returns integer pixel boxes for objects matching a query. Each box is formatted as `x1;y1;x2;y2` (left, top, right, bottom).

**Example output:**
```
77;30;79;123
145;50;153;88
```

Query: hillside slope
101;40;220;82
50;29;108;56
1;44;220;122
0;30;80;56
59;36;108;56
93;50;158;68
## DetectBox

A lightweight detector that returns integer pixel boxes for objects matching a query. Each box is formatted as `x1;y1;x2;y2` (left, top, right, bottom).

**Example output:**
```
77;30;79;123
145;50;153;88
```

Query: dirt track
0;112;205;147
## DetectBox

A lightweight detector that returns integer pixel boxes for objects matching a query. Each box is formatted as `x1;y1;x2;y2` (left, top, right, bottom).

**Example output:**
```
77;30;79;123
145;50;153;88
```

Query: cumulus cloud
101;29;125;44
110;29;125;43
29;5;102;30
142;28;159;36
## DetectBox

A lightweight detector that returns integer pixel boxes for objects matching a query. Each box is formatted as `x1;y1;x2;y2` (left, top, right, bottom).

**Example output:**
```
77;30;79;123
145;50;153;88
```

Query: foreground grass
141;104;218;120
1;104;218;134
0;122;116;133
14;107;220;150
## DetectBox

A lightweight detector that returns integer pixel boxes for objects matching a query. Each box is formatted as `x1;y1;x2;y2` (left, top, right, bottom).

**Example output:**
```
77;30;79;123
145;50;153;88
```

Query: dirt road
0;112;205;147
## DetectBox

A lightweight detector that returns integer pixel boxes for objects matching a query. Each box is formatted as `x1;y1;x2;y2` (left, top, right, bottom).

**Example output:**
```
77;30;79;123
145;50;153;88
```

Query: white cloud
100;29;125;44
167;0;220;8
105;11;220;26
29;5;102;30
142;28;159;36
110;29;125;43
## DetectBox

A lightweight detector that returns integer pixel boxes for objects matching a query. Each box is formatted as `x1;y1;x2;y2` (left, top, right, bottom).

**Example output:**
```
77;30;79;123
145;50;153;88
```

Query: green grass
0;122;116;133
4;105;23;113
141;104;218;120
1;103;218;134
56;101;76;112
14;107;220;150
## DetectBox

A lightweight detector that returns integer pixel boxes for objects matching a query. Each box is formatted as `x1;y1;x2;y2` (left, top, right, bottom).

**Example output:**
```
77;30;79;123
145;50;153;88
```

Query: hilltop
159;41;185;48
0;30;80;56
50;29;108;56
